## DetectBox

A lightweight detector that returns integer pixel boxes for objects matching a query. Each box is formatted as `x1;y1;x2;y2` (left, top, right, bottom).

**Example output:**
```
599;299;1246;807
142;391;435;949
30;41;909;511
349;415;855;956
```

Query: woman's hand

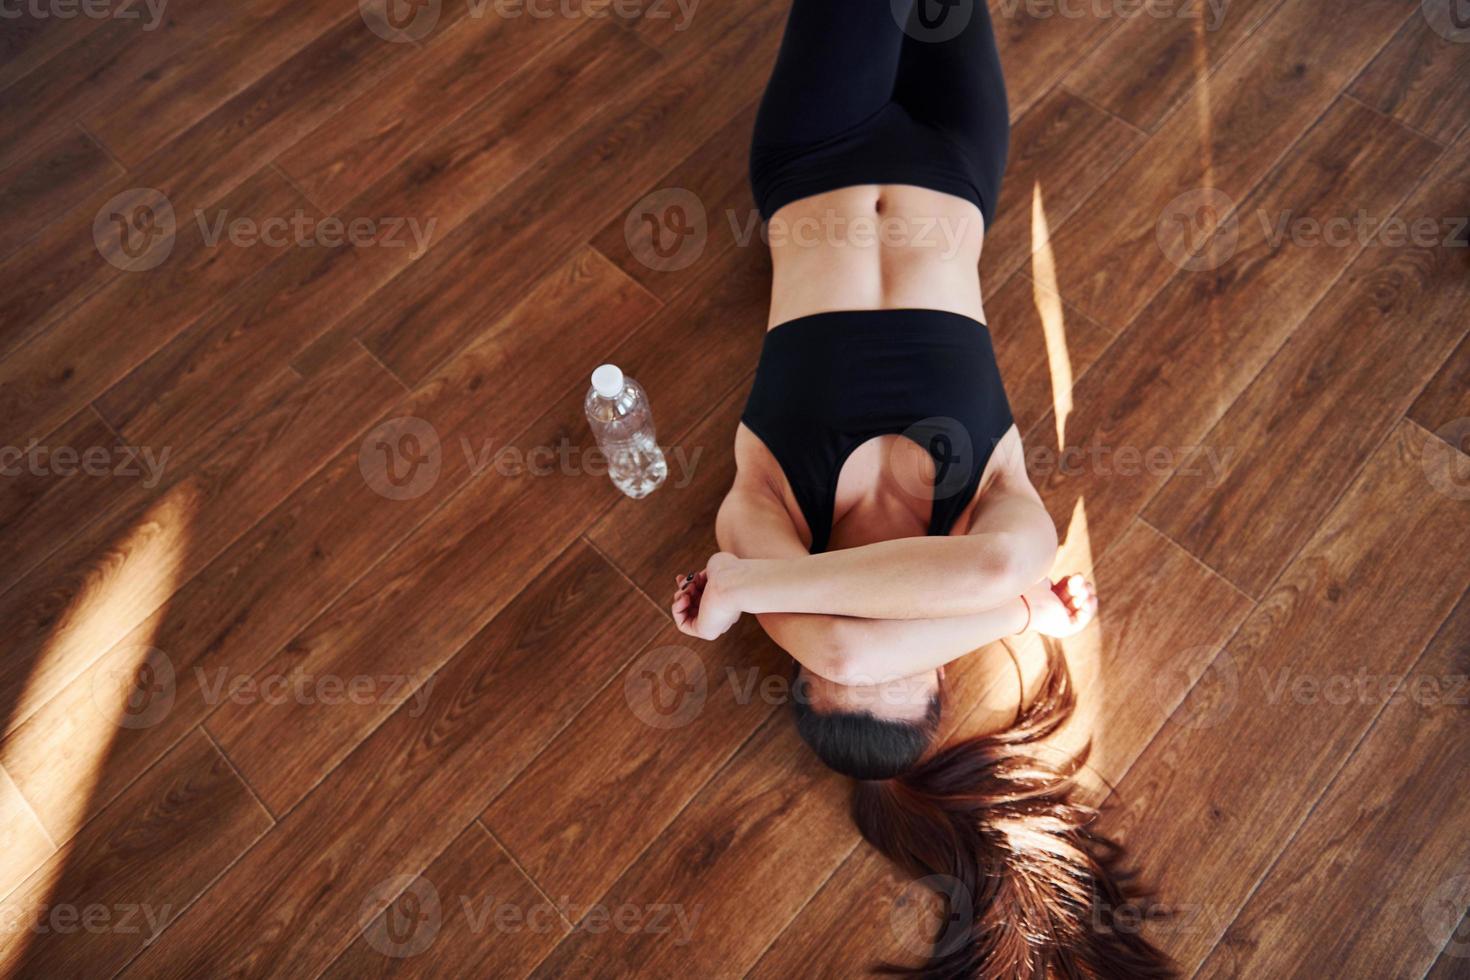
1023;573;1098;638
672;552;745;641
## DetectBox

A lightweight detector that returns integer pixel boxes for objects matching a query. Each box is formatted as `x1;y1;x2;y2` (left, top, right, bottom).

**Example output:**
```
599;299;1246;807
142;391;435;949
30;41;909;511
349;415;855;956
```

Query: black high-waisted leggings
749;0;1009;227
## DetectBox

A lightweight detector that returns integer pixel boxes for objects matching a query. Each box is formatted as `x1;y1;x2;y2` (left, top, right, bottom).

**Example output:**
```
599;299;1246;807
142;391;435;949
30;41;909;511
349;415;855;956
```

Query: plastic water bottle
585;364;668;499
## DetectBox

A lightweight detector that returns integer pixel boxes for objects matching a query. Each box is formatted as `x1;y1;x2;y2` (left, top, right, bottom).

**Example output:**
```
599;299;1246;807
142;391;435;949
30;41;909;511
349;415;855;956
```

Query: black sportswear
742;0;1015;554
741;311;1014;554
749;0;1009;226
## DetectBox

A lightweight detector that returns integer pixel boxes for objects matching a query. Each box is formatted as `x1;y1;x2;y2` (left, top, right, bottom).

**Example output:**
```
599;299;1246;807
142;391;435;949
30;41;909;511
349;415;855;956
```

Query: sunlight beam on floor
0;496;193;971
1029;182;1073;449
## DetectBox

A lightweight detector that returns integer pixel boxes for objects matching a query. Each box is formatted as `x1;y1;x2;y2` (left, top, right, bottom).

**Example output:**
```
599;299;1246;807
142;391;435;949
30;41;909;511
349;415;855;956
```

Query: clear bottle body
584;373;668;499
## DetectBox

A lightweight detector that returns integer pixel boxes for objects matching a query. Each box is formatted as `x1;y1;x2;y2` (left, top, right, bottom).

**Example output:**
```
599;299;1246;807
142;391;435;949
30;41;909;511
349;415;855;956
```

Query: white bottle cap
591;363;625;398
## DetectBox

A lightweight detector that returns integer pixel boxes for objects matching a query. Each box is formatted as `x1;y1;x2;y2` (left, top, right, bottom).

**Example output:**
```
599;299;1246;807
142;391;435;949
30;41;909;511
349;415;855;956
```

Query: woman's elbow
971;528;1056;595
800;621;878;687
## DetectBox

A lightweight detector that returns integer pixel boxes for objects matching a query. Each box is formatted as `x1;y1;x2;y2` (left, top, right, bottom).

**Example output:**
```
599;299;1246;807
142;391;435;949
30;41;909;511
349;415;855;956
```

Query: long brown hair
793;646;1176;978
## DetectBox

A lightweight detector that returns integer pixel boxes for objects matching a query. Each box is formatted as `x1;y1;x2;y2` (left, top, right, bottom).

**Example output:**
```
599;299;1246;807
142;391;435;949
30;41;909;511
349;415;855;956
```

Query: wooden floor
0;0;1467;976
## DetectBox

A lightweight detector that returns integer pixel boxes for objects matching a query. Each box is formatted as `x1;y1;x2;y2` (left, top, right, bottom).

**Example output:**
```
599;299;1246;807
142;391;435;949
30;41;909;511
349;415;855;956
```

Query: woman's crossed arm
672;473;1091;683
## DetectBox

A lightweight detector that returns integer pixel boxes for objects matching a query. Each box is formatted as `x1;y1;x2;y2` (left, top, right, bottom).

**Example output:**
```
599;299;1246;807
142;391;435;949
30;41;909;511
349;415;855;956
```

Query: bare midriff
765;183;987;330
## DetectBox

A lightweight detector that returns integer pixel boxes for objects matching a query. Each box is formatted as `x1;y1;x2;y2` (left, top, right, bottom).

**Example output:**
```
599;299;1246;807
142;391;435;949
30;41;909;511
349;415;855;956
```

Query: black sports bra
740;309;1014;554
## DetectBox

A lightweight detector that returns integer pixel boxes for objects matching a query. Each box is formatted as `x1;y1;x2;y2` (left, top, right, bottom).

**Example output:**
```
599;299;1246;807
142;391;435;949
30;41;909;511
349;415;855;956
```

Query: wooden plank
1100;420;1470;973
95;248;378;439
124;541;665;978
750;844;938;978
1424;919;1470;980
1194;592;1470;978
988;0;1126;121
616;0;733;50
1350;0;1470;145
0;179;127;357
1;248;658;843
581;250;772;595
320;822;570;978
0;127;124;262
114;5;424;211
0;408;125;595
4;250;370;596
276;9;598;213
199;250;752;827
528;709;855;977
0;0;429;351
1065;519;1254;787
191;254;656;817
0;764;53;902
0;0;239;173
1027;97;1441;561
0;346;402;741
982;269;1114;437
1063;0;1287;132
1045;0;1416;331
585;380;752;602
359;0;785;385
269;15;662;375
0;168;306;454
1145;137;1470;595
1410;331;1470;441
0;730;273;975
980;86;1146;290
484;615;785;914
78;0;347;167
588;100;760;302
0;5;104;92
